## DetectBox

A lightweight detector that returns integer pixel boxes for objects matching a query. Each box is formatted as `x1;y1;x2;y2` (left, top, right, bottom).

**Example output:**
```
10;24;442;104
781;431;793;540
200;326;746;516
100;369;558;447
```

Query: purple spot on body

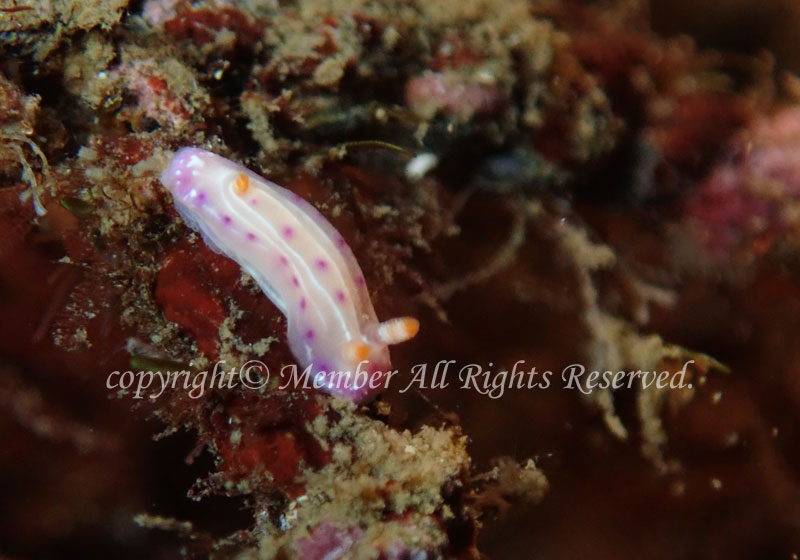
196;191;207;203
315;259;328;270
222;215;232;225
355;276;366;287
292;276;300;287
300;298;307;310
250;198;258;205
336;237;347;248
335;290;346;303
279;255;289;265
246;232;257;241
282;226;294;238
305;329;315;340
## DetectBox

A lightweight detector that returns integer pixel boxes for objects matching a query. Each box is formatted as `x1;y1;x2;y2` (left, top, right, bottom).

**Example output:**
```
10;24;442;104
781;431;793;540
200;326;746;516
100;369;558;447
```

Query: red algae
155;245;235;358
213;392;329;488
163;4;267;49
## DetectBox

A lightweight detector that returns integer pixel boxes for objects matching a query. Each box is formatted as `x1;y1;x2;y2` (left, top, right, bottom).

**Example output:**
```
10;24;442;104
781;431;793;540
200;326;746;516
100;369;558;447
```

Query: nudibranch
160;147;419;401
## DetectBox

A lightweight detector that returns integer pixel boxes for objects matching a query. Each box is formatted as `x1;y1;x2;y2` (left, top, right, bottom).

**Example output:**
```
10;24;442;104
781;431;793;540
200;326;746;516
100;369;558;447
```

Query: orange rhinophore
375;317;420;345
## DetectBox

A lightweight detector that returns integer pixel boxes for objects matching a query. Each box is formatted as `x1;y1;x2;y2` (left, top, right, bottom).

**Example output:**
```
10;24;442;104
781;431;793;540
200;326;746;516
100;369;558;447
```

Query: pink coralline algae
293;518;445;560
114;61;193;128
405;70;504;121
141;0;183;27
685;107;800;259
293;522;363;560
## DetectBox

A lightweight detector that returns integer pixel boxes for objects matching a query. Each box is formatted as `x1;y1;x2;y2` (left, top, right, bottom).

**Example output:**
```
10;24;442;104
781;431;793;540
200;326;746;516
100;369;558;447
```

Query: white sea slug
160;147;419;401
